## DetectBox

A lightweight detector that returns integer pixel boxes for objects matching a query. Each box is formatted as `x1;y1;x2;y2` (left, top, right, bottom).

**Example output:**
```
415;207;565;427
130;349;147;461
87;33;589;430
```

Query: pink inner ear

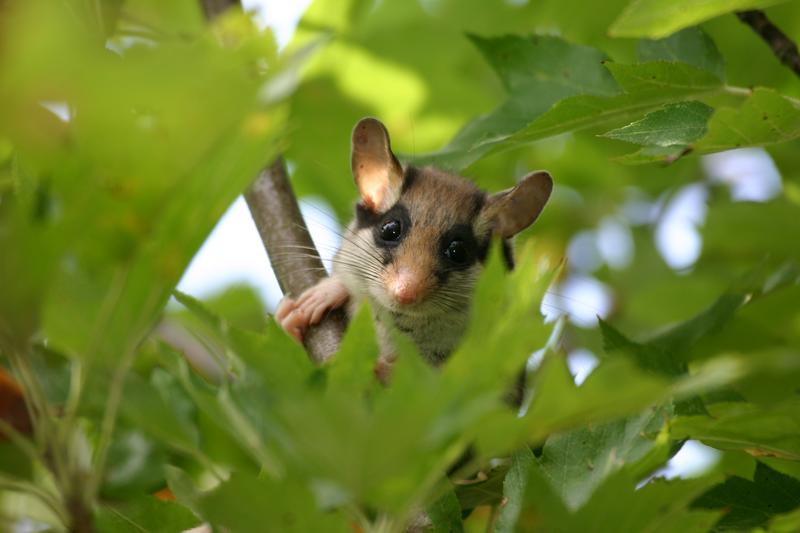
361;176;384;211
356;159;390;211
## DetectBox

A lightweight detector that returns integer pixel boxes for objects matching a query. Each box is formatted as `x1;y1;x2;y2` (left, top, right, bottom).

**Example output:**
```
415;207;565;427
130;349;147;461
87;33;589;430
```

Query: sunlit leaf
695;88;800;152
602;101;714;147
609;0;791;39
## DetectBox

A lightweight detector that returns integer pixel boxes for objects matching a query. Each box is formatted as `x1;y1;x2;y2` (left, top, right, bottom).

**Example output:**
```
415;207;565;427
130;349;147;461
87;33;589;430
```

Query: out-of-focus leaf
509;62;723;146
183;284;268;333
609;0;791;38
190;471;350;533
522;356;671;441
0;0;288;368
602;261;796;372
101;429;169;499
118;369;198;453
672;397;800;461
519;465;722;532
638;27;725;80
411;34;617;171
285;0;628;216
767;506;800;533
703;199;800;262
120;0;205;36
695;88;800;152
326;304;379;393
94;495;199;533
693;462;800;531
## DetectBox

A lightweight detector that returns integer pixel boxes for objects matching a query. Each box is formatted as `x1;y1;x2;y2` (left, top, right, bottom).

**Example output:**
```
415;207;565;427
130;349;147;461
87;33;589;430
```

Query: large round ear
481;171;553;239
351;117;404;213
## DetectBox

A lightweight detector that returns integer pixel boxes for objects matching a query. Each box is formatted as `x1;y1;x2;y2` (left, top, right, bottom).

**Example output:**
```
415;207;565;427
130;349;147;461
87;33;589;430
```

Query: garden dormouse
276;118;552;375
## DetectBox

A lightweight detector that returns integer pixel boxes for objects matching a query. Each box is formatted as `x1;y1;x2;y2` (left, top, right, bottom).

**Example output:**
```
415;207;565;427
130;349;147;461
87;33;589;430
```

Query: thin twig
737;9;800;79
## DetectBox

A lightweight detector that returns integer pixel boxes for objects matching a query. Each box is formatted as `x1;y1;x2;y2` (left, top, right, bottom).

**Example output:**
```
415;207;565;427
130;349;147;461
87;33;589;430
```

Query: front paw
275;277;350;343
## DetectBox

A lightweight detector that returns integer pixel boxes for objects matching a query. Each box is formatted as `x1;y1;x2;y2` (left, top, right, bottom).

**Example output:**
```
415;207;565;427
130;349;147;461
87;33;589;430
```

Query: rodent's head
344;117;552;316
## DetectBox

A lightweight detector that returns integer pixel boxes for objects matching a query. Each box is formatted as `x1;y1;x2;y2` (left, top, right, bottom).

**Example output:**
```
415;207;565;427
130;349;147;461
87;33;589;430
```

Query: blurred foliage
1;0;800;531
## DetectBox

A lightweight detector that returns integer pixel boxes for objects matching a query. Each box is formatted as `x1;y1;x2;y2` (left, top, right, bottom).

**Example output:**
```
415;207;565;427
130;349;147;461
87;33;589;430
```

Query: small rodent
276;118;552;377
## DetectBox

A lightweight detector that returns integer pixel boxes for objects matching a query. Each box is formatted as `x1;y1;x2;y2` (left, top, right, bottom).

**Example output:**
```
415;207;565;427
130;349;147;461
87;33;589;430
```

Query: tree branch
737;9;800;79
201;0;346;363
245;159;346;364
200;0;241;20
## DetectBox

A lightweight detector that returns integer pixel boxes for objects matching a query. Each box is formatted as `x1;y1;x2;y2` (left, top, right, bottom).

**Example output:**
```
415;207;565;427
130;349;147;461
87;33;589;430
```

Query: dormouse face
352;166;489;316
345;118;552;317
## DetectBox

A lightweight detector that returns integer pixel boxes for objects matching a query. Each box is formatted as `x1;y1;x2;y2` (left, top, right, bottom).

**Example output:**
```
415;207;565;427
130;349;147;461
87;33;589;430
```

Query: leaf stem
0;475;69;526
0;417;40;464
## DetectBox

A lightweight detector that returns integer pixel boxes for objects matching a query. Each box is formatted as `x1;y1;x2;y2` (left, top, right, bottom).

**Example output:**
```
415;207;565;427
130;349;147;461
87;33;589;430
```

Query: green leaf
468;34;618;96
495;447;535;533
522;356;671;441
613;144;689;165
703;200;800;262
768;506;800;533
638;27;725;80
94;496;198;533
517;462;721;532
602;101;714;146
454;464;509;511
0;0;289;367
672;398;800;461
568;475;721;533
609;0;792;39
118;369;198;452
327;303;379;393
427;488;464;533
695;88;800;152
693;462;800;531
509;62;723;147
536;405;673;509
192;471;350;533
411;35;617;170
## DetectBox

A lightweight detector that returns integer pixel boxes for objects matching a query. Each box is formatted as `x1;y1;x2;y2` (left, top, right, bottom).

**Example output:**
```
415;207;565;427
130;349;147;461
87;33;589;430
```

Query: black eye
380;219;402;242
445;239;469;264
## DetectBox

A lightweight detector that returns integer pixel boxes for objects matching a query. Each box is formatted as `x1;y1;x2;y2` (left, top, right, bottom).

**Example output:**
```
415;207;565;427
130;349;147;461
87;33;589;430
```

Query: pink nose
392;285;418;305
388;269;424;305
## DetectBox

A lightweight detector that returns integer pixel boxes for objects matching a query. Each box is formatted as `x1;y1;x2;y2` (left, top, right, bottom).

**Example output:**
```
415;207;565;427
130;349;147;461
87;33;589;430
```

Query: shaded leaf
638;27;725;80
192;471;350;533
427;489;464;533
94;495;198;533
495;447;535;533
693;462;800;531
672;397;800;462
695;88;800;152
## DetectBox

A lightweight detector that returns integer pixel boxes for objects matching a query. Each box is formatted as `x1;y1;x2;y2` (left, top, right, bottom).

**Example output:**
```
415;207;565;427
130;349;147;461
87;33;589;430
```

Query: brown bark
244;159;346;364
737;10;800;79
200;0;241;20
201;0;346;363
